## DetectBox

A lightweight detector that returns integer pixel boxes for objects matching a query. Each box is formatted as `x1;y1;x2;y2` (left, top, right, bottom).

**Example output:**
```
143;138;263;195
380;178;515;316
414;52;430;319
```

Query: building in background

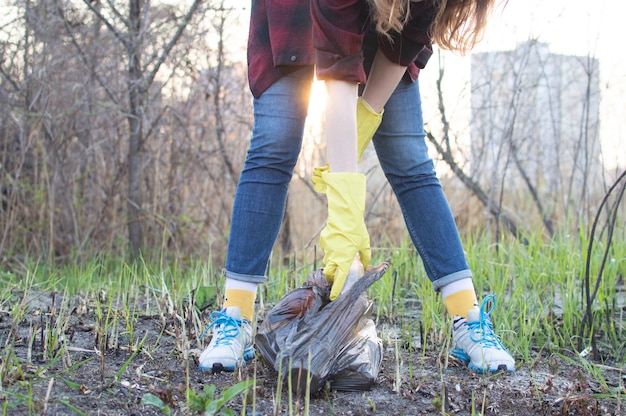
470;41;601;222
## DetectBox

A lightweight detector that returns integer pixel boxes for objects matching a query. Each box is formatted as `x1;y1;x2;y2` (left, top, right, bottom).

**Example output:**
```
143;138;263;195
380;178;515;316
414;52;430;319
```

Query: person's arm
361;49;407;113
310;0;371;299
354;48;408;161
325;80;358;172
311;0;365;172
356;1;435;160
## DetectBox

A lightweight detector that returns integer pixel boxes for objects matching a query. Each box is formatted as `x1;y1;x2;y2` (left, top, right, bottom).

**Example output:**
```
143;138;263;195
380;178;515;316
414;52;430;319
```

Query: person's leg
222;67;313;319
373;78;514;373
373;78;475;309
199;67;314;373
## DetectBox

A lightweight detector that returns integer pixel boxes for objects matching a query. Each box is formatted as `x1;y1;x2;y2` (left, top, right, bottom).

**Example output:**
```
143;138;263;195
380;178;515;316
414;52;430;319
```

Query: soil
1;285;624;416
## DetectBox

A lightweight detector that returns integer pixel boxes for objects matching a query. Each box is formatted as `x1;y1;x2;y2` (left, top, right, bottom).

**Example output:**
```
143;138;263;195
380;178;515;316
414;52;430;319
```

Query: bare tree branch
55;0;122;109
145;0;203;87
430;53;525;242
426;129;526;243
80;0;129;50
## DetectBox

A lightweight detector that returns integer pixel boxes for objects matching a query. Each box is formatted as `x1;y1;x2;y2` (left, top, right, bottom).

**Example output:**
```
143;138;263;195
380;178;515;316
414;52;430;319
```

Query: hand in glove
313;165;371;300
357;97;383;161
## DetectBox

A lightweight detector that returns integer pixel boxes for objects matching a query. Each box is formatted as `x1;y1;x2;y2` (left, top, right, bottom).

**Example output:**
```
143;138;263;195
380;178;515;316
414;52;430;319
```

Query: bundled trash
255;262;389;395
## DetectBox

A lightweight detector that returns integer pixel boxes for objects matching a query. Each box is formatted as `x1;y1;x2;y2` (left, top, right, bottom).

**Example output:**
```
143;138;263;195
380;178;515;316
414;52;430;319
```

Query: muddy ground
1;288;624;416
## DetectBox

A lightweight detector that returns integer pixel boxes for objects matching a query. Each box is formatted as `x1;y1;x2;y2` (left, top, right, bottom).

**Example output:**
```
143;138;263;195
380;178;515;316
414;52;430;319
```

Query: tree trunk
127;0;144;260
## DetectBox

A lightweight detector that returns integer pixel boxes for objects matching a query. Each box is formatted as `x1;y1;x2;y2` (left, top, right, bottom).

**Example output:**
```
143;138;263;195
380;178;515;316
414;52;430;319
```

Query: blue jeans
224;67;471;290
373;77;471;290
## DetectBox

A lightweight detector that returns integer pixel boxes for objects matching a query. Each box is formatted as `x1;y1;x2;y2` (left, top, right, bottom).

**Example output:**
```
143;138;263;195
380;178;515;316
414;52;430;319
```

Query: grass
0;229;625;414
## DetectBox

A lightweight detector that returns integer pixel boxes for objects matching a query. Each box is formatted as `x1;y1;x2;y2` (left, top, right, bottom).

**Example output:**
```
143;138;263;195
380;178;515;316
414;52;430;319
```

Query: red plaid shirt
247;0;434;98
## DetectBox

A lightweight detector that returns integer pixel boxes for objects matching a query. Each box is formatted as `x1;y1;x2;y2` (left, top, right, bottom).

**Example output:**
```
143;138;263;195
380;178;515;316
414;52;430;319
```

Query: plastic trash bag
255;262;389;395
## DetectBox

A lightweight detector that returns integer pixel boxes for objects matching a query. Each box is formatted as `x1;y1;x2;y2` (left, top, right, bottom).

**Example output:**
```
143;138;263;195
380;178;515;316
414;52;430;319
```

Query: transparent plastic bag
255;262;389;395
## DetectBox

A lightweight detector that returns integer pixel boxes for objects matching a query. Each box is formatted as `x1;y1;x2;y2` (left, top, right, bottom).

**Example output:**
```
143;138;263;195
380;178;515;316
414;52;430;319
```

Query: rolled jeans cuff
431;270;473;292
222;268;267;284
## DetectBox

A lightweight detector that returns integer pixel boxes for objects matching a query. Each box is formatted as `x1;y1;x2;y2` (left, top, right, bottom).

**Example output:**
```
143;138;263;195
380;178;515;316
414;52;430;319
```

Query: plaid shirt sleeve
310;0;369;83
248;0;315;98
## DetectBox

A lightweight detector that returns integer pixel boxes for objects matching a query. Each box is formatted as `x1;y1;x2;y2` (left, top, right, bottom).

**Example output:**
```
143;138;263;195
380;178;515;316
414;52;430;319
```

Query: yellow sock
223;288;256;322
443;289;478;320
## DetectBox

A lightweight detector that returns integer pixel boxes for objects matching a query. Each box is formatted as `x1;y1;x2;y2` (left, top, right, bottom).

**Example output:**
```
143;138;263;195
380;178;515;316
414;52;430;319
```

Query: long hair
367;0;412;37
367;0;499;54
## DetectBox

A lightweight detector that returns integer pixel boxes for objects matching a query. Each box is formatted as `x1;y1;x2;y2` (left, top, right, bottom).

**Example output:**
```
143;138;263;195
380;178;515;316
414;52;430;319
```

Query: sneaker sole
450;348;515;374
198;346;256;373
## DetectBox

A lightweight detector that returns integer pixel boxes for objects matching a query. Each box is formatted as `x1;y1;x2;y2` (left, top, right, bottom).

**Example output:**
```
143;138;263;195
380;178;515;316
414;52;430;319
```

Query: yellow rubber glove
312;165;371;300
357;97;383;161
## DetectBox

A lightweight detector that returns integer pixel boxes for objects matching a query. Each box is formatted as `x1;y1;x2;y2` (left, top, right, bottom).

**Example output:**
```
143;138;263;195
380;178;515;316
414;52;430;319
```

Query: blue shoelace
199;310;242;345
467;294;507;350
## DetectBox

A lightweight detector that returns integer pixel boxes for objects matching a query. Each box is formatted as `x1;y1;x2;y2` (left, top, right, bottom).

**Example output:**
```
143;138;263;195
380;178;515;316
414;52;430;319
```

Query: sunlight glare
308;79;327;119
299;79;327;176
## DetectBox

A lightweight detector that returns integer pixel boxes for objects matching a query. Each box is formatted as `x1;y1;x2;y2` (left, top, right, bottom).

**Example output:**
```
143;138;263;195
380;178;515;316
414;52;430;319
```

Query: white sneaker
451;295;515;373
198;306;255;373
